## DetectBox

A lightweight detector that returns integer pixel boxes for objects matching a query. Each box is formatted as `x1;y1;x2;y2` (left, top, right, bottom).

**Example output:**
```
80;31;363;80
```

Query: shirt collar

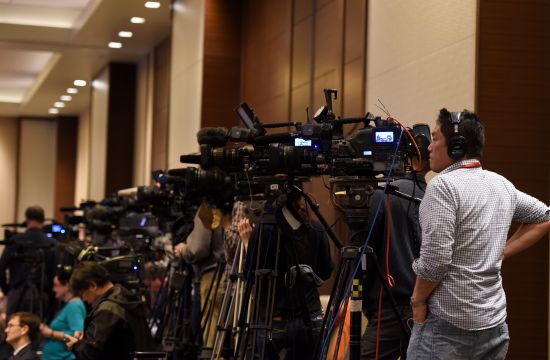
13;342;30;355
440;159;482;175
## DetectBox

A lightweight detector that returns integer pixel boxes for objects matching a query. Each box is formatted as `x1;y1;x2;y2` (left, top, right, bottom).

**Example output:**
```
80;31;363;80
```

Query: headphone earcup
447;135;466;160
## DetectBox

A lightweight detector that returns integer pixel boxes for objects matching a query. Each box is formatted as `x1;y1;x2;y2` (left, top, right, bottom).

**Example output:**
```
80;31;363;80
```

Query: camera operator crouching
0;206;57;319
65;262;154;359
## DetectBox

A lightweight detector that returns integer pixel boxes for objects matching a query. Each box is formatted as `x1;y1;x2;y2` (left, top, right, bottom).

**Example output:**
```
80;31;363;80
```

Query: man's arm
411;277;439;323
178;207;213;263
411;178;457;322
503;221;550;260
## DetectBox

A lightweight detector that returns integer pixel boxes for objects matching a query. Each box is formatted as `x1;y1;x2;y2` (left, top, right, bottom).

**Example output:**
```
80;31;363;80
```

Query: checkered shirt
413;159;550;330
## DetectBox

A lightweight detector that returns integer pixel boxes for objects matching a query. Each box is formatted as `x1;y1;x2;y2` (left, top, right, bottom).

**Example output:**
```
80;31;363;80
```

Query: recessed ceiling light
131;17;146;24
108;42;123;49
67;88;78;94
48;108;59;114
54;102;65;108
74;80;87;87
145;1;161;8
118;31;133;38
60;95;72;101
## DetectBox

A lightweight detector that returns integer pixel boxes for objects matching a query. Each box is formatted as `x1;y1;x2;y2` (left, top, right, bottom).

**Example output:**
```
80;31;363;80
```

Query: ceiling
0;0;171;117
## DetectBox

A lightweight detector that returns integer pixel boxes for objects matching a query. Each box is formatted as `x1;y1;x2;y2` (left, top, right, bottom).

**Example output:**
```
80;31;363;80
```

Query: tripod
316;178;418;360
210;240;247;359
198;261;225;359
231;181;341;360
150;259;198;359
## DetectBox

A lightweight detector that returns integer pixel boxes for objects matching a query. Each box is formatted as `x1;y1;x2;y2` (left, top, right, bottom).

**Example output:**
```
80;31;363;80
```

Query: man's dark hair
70;262;111;295
10;312;40;343
438;108;484;159
25;206;44;223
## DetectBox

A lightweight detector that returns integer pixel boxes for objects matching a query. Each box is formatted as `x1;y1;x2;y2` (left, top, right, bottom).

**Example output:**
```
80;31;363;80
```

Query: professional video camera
180;89;427;181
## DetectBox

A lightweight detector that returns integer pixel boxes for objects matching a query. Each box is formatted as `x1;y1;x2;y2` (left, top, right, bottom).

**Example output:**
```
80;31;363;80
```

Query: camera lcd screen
52;224;62;233
294;138;312;147
375;131;394;143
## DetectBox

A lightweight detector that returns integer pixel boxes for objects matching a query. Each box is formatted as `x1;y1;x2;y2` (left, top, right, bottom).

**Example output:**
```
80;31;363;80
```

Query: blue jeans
407;314;509;360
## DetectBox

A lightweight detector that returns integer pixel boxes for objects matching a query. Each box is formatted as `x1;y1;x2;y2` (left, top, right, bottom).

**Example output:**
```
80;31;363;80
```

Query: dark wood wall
105;63;137;196
477;0;550;358
201;0;242;129
151;37;171;172
240;0;368;292
54;116;78;221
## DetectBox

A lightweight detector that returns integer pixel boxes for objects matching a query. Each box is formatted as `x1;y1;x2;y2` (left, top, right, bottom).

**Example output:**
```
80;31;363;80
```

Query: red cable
387;116;423;173
375;285;383;360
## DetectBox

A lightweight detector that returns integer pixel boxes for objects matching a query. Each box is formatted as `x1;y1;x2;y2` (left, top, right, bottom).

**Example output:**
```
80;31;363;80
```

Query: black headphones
447;111;467;160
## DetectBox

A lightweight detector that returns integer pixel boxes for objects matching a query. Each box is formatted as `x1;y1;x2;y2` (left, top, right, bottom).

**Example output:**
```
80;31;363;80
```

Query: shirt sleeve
513;189;550;223
65;301;86;334
413;177;457;282
182;210;213;264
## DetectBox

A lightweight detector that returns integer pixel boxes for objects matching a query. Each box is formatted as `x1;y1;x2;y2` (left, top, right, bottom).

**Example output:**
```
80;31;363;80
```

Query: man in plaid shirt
407;108;550;359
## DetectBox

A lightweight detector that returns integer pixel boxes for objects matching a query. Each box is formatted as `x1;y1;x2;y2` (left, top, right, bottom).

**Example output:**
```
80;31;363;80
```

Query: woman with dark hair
40;276;85;360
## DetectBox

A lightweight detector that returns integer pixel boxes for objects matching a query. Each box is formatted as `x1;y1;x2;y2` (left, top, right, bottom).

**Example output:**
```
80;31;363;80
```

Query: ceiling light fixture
118;31;133;38
74;80;87;87
145;1;161;8
67;88;78;94
131;17;146;24
54;102;65;108
108;42;123;49
60;95;72;101
48;108;59;114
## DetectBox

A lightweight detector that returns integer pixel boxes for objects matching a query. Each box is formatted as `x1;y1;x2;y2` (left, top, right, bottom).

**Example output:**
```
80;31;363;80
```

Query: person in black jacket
0;206;57;318
239;192;334;360
66;262;153;360
360;155;429;360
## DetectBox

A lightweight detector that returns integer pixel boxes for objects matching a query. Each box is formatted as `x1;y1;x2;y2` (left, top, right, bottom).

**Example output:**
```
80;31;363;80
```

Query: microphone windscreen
197;127;228;146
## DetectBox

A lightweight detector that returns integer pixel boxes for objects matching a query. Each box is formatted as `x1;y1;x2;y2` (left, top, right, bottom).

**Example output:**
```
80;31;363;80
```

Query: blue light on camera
133;265;139;271
52;224;62;232
140;217;147;227
375;131;394;143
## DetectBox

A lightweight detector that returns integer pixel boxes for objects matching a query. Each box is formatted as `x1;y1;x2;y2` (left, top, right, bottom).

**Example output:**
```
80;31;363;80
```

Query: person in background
40;275;86;360
66;262;153;360
0;206;57;318
5;312;40;360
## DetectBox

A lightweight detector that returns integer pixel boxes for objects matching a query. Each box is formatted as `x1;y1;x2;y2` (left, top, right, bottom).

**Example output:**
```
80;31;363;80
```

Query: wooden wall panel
242;0;292;123
477;0;550;358
54;116;77;221
151;37;171;172
201;0;242;129
105;63;136;196
241;0;367;296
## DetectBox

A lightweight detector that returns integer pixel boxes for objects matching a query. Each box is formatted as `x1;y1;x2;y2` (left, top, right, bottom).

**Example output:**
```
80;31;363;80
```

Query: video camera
180;89;429;182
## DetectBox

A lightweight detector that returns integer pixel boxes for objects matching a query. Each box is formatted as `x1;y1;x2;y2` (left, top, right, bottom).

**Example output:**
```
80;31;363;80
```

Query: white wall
0;117;18;233
17;119;57;221
88;67;110;200
366;0;477;130
168;0;205;169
